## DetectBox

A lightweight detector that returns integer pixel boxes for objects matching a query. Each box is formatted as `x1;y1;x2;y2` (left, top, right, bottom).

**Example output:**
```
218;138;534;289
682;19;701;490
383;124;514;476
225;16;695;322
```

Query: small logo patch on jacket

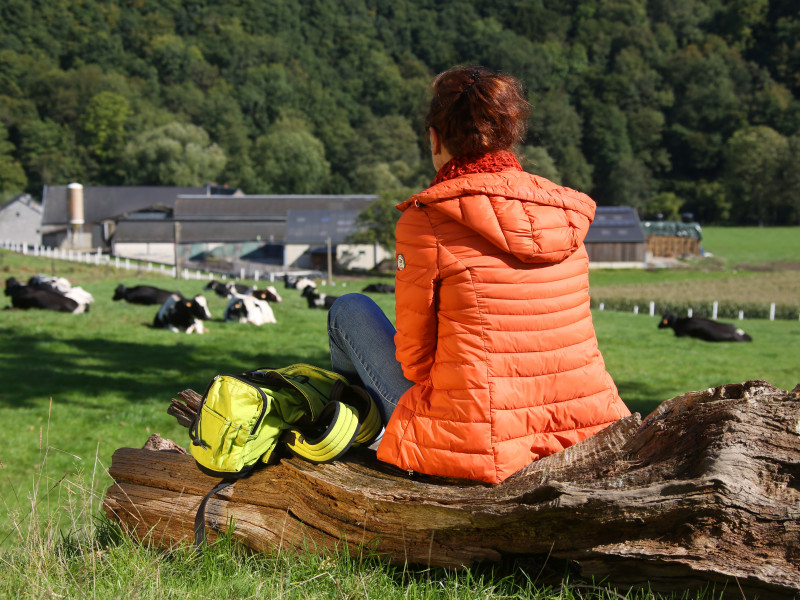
396;254;405;270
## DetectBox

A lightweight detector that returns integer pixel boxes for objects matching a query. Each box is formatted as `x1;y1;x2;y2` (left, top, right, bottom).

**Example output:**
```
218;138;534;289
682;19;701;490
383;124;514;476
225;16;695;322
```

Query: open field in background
0;226;797;598
589;227;800;319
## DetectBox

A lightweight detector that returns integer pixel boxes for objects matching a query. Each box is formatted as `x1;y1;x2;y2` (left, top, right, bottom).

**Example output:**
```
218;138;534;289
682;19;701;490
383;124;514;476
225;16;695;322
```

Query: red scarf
431;150;522;186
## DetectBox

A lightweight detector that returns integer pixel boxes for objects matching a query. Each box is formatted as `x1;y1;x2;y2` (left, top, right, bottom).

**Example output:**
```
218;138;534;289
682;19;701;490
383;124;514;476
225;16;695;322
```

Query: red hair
425;65;530;157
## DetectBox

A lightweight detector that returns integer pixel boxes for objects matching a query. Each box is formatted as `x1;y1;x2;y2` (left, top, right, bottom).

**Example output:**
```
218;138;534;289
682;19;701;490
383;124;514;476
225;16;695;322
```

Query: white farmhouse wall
0;195;42;246
285;244;312;269
113;242;176;265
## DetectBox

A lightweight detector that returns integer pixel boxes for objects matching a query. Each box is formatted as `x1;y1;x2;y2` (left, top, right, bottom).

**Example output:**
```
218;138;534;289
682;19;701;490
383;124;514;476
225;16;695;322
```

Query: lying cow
154;293;212;334
205;280;250;298
284;274;316;291
28;274;94;311
250;285;282;303
362;283;395;294
113;284;178;305
223;294;276;325
301;285;337;310
5;277;82;313
658;313;753;342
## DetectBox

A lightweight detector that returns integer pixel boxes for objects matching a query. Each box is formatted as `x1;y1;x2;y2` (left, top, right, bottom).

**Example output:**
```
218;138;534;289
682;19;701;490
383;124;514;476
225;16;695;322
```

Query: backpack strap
193;478;235;549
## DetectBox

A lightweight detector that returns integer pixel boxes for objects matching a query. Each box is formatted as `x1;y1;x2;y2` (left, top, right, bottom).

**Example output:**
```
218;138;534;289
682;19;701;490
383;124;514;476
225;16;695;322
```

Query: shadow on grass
613;379;671;418
0;326;331;409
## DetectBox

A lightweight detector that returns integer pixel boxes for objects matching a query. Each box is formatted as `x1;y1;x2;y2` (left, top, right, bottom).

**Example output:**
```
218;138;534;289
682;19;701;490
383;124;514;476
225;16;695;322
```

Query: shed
584;206;647;267
0;194;42;247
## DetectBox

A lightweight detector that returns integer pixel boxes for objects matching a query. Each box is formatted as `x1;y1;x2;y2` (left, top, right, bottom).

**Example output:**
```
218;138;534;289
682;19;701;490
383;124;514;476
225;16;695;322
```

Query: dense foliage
1;0;799;225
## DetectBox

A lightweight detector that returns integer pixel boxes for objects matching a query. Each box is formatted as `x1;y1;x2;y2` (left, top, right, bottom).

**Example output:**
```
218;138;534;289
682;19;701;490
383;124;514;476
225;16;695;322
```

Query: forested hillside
1;0;798;225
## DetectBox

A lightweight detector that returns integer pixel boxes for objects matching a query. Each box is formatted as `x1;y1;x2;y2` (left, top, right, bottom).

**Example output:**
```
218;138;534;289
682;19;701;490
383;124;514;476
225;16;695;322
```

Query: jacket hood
397;171;596;264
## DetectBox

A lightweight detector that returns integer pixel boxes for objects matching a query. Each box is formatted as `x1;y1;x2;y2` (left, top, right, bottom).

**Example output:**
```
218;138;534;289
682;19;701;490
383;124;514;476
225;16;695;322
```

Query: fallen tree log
104;380;800;599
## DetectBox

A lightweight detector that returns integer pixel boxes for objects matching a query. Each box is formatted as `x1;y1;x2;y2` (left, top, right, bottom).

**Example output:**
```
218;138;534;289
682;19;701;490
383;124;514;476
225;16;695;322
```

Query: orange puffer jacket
376;169;631;484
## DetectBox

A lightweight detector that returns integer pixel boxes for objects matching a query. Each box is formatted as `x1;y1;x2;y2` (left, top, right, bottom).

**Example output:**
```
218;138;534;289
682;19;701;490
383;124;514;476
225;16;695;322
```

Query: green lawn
0;228;797;598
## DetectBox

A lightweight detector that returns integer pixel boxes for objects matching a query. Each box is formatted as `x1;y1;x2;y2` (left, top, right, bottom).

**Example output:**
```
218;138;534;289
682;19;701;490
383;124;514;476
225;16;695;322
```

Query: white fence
596;299;798;321
0;241;320;283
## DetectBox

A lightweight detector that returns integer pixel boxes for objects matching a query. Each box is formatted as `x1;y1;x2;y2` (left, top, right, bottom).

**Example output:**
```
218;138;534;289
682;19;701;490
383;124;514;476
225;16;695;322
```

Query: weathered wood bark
104;380;800;599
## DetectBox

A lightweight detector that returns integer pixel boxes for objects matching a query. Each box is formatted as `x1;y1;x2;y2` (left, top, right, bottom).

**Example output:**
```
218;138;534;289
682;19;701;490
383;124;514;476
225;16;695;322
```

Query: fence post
634;305;639;315
770;303;776;321
649;301;655;316
712;301;718;320
688;308;693;317
739;310;744;320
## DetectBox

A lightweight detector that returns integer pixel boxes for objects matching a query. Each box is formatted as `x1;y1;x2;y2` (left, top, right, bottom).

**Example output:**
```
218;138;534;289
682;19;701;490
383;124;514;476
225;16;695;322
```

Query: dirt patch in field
734;261;800;272
592;269;800;306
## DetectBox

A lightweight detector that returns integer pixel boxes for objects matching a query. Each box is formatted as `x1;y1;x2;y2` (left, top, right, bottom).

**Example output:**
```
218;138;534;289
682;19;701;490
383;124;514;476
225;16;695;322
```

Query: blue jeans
327;293;413;424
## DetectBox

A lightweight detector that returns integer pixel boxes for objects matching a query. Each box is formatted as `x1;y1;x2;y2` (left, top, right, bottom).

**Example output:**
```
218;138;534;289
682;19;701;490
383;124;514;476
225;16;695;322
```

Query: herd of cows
3;273;397;334
4;273;752;341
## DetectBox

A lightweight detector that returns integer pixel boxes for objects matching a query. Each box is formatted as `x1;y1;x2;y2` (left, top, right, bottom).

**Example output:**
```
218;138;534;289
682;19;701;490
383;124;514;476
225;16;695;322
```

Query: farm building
40;184;241;251
584;206;647;268
112;193;380;275
0;194;42;247
284;209;392;271
641;220;703;257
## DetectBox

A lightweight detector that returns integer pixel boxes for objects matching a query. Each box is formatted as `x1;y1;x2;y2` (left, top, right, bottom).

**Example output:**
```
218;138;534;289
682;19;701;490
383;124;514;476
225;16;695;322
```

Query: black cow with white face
5;277;81;313
153;293;212;334
301;285;337;310
113;284;178;305
249;285;282;303
658;313;752;342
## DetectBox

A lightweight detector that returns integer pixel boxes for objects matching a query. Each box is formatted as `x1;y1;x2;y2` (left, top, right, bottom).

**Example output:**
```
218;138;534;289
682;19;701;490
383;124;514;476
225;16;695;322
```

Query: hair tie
461;69;481;94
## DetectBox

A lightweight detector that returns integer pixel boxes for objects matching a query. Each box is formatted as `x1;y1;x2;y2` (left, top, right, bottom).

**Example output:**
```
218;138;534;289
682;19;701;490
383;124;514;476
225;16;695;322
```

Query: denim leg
327;293;413;424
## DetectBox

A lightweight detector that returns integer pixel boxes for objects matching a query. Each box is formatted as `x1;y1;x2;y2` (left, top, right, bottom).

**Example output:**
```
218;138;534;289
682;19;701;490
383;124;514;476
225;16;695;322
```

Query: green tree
80;91;131;180
723;125;788;224
252;118;330;194
644;192;684;221
18;118;82;190
122;122;226;186
346;191;409;251
0;123;27;201
519;145;560;183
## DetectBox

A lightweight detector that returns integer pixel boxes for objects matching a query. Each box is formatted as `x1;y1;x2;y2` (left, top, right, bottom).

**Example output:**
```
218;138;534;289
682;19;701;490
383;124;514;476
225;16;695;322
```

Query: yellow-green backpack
188;363;381;546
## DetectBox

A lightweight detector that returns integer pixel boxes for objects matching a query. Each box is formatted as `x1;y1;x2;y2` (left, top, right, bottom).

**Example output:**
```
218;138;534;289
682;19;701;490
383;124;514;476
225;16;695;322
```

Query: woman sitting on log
327;65;630;484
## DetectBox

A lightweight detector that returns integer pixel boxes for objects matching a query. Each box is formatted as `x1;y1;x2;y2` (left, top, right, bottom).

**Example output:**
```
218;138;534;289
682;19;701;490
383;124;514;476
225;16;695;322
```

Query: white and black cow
113;284;178;305
204;280;251;298
301;285;337;310
249;285;282;303
658;313;753;342
28;274;94;311
223;293;276;325
153;293;212;334
284;274;317;292
5;277;82;313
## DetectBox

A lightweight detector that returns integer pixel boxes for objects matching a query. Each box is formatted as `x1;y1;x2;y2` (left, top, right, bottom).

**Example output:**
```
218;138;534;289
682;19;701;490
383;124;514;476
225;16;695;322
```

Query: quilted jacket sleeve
394;205;440;384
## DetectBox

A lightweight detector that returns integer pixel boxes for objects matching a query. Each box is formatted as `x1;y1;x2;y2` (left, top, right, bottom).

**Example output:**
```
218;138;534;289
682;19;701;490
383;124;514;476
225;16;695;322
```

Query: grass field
0;226;798;599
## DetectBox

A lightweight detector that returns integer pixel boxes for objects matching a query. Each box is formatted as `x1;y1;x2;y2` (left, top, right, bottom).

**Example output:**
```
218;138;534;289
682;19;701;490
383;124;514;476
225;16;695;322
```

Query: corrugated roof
41;185;208;225
284;209;362;244
585;206;646;243
174;194;377;217
113;219;287;243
